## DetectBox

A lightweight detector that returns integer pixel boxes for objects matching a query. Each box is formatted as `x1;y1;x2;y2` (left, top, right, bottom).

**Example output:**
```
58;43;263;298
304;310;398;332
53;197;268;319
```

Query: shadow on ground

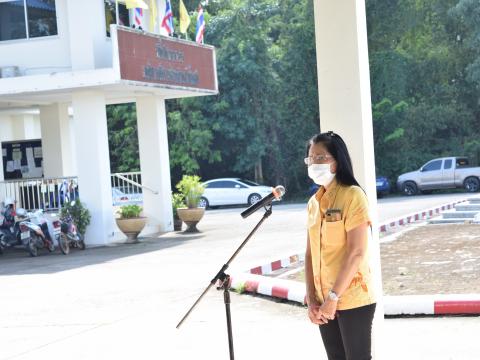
0;231;204;276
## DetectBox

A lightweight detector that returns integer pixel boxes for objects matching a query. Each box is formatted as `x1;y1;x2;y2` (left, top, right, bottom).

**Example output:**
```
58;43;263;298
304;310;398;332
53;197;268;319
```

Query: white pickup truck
396;157;480;195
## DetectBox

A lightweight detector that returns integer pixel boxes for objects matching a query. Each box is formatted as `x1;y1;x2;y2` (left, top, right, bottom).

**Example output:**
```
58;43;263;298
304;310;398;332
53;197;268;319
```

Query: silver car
199;178;274;208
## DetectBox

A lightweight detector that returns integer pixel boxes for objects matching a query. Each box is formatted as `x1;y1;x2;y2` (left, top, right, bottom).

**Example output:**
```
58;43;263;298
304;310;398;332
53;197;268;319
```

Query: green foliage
175;175;205;208
117;205;143;219
60;199;91;235
105;0;480;196
107;103;140;173
172;192;186;216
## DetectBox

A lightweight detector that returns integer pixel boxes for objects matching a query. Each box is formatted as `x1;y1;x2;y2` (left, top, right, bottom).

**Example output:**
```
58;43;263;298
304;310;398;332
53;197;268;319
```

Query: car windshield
238;179;260;186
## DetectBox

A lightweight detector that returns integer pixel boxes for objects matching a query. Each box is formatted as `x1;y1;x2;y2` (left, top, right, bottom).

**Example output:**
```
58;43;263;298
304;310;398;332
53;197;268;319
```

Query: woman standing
304;131;376;360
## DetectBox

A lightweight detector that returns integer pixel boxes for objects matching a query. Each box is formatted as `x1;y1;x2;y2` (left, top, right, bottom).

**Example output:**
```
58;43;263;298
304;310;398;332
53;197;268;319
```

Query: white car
199;178;274;208
112;187;143;206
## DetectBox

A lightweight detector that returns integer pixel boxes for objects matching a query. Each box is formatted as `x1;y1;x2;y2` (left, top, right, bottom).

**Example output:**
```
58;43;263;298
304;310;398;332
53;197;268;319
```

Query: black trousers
319;303;376;360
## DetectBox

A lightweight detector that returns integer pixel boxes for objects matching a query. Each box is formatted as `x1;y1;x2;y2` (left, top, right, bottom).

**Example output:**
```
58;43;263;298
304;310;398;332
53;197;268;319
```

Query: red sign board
116;27;217;93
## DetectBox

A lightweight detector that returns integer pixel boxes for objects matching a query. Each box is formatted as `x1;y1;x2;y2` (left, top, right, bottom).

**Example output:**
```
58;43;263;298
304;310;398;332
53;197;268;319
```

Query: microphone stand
176;204;274;360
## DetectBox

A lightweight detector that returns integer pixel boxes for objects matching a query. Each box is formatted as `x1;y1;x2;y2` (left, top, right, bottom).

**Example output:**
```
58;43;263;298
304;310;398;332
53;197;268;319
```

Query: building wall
0;0;117;76
0;0;170;76
0;1;71;76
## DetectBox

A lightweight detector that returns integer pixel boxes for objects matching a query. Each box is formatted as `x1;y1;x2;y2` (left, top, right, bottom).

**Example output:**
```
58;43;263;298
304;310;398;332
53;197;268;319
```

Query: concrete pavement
1;202;479;359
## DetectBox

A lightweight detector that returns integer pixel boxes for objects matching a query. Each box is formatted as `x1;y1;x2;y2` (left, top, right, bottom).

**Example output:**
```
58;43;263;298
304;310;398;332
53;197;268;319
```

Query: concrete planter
176;208;205;233
173;216;183;231
116;217;147;243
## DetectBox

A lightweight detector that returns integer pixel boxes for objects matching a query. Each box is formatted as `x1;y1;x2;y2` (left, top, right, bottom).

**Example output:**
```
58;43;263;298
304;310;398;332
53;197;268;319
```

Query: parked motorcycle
23;209;57;257
0;208;33;256
58;204;85;255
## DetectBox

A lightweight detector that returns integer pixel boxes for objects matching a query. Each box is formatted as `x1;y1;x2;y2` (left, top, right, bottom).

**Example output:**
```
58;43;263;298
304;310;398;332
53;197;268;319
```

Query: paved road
0;191;479;359
207;192;472;223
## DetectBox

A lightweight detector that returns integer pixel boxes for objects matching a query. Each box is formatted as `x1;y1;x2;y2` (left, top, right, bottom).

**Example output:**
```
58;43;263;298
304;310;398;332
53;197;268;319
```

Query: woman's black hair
306;131;361;187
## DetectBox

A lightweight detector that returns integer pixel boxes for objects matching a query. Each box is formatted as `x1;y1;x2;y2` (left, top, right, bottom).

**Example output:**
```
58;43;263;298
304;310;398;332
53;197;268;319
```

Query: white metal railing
0;176;78;211
0;172;150;211
111;172;157;195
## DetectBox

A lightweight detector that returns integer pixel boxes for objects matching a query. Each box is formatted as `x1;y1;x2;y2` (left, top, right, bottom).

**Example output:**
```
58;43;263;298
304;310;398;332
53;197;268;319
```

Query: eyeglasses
304;155;334;166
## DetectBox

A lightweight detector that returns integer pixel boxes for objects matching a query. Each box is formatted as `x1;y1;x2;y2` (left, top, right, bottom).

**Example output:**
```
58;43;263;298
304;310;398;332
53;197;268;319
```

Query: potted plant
175;175;206;233
116;204;147;243
60;198;91;237
172;193;186;231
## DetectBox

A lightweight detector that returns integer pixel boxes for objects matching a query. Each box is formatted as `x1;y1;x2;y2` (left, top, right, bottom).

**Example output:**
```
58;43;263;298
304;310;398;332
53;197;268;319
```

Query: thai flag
196;5;205;44
161;0;174;35
134;8;143;28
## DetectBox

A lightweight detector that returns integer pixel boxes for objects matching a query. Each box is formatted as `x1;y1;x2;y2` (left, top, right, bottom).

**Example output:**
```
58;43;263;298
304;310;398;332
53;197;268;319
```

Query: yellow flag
149;0;157;32
179;0;191;34
123;0;149;9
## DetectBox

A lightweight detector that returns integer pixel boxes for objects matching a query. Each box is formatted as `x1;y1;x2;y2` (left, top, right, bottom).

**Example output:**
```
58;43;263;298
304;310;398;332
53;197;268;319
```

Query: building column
136;96;174;233
313;1;384;358
72;91;115;246
39;103;75;178
8;115;39;140
0;116;11;182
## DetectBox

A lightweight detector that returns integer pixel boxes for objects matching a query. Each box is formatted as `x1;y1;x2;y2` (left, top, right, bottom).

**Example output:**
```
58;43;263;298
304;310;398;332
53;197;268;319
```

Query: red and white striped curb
245;203;470;273
248;253;305;276
385;294;480;315
230;273;480;315
246;199;469;275
378;198;468;233
378;199;468;233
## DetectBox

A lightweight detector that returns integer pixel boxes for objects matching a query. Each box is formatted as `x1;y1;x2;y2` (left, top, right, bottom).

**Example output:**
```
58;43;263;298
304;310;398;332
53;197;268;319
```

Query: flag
195;5;205;44
149;0;157;32
161;0;174;35
179;0;190;34
123;0;148;9
134;7;144;28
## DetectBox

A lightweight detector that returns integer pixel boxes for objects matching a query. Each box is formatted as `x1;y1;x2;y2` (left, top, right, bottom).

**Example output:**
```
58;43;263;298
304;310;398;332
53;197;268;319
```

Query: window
206;181;238;189
105;0;131;37
422;160;442;172
456;158;470;168
0;0;57;41
444;159;452;170
238;179;259;187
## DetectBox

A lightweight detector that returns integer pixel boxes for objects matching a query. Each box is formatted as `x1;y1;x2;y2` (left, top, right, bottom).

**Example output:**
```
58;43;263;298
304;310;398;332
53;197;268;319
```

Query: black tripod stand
176;205;273;360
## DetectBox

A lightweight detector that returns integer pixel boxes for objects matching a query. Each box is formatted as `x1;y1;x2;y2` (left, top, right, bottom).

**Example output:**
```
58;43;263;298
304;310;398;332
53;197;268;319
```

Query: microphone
240;185;286;219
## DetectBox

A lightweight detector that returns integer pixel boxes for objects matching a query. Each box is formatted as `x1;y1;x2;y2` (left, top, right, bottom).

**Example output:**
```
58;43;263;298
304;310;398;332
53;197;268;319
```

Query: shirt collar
314;177;338;201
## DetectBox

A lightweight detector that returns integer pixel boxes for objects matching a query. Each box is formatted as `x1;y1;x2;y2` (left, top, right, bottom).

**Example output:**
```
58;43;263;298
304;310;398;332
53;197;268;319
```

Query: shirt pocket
321;219;346;247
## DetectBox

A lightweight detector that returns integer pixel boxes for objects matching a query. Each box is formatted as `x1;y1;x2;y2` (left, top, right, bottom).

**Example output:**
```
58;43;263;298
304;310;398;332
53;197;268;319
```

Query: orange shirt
307;179;375;310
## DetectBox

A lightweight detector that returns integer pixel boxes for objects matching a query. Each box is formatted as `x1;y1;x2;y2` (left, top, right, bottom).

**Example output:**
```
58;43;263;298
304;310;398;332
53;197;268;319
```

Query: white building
0;0;218;245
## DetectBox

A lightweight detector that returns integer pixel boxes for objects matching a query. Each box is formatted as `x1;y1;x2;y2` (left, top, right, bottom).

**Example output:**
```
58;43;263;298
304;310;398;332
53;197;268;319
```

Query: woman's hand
317;298;338;323
307;299;325;325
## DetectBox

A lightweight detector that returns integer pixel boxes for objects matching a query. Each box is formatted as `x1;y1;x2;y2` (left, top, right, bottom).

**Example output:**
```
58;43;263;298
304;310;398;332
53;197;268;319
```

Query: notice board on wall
1;139;43;180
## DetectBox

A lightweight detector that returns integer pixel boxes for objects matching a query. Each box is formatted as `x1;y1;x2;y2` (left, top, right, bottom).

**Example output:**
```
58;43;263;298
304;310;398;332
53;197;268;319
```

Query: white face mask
308;164;335;186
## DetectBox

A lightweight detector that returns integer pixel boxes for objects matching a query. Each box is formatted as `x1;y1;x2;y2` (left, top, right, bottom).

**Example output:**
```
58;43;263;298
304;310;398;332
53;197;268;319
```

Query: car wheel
248;193;262;206
402;181;418;196
464;177;480;192
198;197;209;209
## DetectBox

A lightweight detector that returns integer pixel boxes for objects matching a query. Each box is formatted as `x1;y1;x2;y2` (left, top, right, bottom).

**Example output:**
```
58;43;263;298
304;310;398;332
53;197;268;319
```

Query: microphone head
273;185;286;198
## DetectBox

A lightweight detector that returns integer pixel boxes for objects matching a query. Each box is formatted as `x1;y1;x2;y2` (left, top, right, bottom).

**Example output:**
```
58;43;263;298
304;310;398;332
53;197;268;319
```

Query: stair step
442;211;479;219
454;204;480;211
429;219;480;224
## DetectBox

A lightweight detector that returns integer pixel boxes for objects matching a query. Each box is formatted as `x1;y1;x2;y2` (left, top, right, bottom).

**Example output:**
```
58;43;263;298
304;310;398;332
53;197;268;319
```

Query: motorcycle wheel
47;240;55;252
59;233;70;255
78;233;86;250
27;235;38;257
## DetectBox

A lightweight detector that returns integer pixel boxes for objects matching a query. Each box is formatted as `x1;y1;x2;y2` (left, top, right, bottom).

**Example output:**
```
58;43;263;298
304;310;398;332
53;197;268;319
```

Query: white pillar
136;96;174;233
40;103;75;177
314;1;384;358
72;91;115;246
0;147;3;182
0;116;11;182
66;0;105;70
